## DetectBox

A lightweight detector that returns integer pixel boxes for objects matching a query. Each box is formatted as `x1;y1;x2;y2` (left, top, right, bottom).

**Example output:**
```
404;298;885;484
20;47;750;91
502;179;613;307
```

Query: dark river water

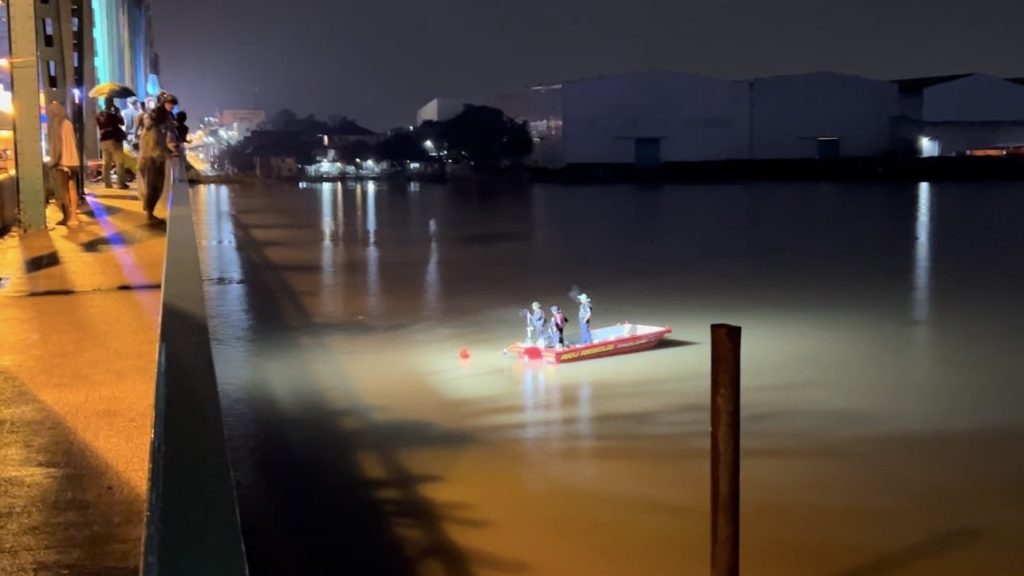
194;179;1024;576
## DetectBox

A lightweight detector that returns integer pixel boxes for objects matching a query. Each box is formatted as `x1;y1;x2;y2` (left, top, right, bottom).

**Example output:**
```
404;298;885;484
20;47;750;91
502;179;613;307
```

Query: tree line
221;105;533;174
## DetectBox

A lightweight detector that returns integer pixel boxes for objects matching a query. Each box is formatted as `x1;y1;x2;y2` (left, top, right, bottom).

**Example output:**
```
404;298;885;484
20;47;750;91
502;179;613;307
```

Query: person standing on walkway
134;96;155;145
159;95;180;201
123;97;141;146
577;293;593;345
174;110;191;146
137;96;176;223
46;101;82;227
96;98;128;189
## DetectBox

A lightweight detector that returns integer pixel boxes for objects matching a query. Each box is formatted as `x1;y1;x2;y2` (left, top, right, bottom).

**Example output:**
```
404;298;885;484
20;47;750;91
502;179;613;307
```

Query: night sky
151;0;1024;131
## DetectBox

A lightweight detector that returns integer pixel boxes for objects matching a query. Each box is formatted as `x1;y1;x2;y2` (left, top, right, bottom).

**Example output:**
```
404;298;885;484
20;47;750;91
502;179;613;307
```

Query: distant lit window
43;18;54;48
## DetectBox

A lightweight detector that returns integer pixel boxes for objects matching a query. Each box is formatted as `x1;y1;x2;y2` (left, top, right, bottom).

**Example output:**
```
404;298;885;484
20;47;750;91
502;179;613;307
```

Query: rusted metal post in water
711;323;741;576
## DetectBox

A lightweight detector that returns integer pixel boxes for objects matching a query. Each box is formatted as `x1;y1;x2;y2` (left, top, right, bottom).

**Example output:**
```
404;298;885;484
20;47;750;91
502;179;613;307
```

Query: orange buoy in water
459;348;470;359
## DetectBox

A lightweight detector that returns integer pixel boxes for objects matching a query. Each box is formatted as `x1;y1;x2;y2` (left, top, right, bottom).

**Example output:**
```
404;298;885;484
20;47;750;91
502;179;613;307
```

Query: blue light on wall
91;0;150;94
146;73;160;97
91;0;110;83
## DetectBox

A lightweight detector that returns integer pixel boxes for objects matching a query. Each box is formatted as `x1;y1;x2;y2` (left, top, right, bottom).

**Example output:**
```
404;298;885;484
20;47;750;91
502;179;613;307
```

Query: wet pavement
196;179;1024;575
0;189;166;573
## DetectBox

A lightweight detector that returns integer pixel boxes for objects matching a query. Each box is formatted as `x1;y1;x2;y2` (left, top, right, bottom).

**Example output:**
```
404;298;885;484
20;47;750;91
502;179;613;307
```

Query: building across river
418;71;1024;167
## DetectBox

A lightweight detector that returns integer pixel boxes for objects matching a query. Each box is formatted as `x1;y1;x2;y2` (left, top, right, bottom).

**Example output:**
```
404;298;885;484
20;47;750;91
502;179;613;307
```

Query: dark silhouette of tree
221;142;254;173
327;114;355;128
260;108;299;130
296;114;328;135
337;140;375;164
502;120;534;162
375;131;427;162
440;106;533;167
259;109;327;134
418;121;444;149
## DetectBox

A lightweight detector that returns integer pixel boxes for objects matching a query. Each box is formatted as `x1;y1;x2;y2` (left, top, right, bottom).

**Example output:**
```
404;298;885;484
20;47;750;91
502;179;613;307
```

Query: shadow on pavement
19;232;61;274
0;370;144;575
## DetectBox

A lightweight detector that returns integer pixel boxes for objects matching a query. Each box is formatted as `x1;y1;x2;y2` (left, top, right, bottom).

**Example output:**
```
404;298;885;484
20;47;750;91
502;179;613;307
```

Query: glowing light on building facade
91;0;152;92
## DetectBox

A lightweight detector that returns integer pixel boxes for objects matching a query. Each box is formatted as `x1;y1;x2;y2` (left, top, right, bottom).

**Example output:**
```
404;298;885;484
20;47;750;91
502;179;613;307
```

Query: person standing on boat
549;305;568;348
578;293;593;345
527;301;546;345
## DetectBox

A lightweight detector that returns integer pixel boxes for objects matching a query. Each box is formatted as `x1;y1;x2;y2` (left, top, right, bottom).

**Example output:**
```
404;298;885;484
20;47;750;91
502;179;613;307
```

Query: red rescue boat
506;323;672;364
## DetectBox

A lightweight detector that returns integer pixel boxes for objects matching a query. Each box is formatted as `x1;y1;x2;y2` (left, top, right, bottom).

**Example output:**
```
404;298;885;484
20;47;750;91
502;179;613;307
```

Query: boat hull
507;324;672;364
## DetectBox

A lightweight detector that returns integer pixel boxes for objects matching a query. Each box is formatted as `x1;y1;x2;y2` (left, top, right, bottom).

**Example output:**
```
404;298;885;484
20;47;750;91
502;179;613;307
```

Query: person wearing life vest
549;305;568;348
578;293;593;345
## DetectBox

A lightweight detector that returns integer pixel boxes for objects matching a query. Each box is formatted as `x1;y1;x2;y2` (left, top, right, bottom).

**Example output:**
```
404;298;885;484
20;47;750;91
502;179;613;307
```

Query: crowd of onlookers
46;91;191;227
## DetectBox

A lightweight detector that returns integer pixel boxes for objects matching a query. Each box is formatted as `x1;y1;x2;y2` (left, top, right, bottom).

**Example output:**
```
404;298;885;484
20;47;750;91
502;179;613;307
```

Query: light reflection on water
318;182;340;318
424;230;441;318
193;184;254;416
197;179;1024;430
913;181;933;324
364;181;380;321
195;179;1024;576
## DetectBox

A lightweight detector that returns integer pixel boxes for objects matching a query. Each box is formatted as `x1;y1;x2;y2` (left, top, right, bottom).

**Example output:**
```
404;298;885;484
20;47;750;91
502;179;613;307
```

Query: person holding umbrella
96;97;128;189
89;83;136;187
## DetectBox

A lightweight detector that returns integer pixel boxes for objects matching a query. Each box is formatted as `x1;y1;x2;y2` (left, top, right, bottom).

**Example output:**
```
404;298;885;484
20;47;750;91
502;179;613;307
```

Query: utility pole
8;0;80;230
8;0;46;230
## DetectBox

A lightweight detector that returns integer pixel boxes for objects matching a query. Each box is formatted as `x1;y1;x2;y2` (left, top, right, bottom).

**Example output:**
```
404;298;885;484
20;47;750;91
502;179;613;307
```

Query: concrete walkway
0;186;167;574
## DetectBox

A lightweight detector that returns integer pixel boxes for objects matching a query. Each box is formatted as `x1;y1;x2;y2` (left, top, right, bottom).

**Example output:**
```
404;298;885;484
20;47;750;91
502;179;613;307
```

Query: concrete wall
925;123;1024;152
923;74;1024;122
898;91;924;120
751;72;899;159
415;98;471;125
896;118;1024;155
561;71;749;164
490;86;563;124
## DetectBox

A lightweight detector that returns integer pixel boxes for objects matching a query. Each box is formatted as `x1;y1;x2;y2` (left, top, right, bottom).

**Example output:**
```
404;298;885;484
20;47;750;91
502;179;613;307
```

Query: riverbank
195;155;1024;187
537;155;1024;183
